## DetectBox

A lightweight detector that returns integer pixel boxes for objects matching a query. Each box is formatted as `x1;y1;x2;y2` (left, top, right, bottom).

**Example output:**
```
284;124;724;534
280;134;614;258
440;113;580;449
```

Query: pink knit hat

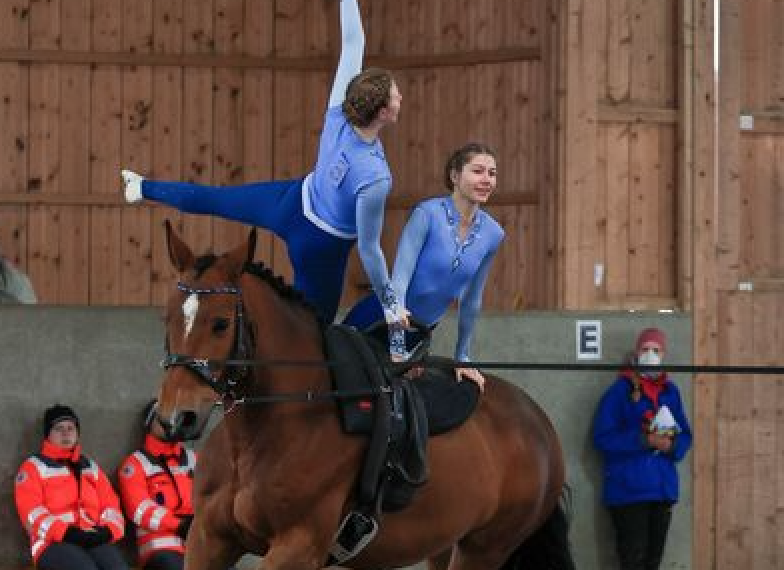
636;327;667;353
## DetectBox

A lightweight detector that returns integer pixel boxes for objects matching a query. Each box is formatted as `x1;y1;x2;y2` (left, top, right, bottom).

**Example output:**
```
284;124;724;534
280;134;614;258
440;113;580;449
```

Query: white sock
121;169;144;203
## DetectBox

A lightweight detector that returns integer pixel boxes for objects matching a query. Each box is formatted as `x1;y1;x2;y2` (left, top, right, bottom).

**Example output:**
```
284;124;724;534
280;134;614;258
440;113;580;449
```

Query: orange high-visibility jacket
117;434;196;564
14;440;125;561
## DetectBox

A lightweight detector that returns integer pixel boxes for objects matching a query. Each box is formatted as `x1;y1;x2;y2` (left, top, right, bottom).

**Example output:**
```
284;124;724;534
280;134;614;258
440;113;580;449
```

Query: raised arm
328;0;365;108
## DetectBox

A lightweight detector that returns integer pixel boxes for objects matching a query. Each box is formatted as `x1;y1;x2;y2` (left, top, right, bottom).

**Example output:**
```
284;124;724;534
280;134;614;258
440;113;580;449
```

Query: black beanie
43;404;80;437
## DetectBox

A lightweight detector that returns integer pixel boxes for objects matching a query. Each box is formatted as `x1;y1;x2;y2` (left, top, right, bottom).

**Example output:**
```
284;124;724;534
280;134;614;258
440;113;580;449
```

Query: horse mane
191;253;319;318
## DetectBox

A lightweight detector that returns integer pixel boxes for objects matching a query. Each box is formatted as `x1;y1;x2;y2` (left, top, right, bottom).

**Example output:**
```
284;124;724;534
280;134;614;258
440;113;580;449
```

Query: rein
162;280;392;406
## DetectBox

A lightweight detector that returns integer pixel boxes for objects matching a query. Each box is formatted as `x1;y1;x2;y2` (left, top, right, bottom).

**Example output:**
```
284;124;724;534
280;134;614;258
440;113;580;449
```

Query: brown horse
155;221;575;570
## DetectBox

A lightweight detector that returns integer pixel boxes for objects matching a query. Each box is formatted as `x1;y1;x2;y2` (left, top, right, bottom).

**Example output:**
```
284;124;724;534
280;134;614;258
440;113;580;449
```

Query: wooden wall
0;0;548;310
1;0;783;568
554;0;681;310
703;0;784;568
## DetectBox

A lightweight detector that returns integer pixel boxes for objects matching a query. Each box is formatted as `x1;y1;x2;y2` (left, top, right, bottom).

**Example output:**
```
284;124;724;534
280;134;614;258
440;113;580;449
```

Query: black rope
175;356;784;376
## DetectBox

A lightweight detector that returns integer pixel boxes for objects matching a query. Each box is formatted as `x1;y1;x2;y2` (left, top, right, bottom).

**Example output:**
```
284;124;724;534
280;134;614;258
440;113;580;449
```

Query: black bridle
161;282;254;402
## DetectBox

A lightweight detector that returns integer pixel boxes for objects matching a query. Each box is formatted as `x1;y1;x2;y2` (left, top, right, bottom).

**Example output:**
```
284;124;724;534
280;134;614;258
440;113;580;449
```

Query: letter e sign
576;320;601;360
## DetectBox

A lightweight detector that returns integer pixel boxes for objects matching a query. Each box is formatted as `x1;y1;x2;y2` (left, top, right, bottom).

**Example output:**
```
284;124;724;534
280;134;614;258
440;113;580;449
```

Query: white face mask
638;349;662;367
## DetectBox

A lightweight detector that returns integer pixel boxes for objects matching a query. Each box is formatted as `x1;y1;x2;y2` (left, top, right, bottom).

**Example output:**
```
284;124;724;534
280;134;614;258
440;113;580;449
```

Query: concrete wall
0;307;691;569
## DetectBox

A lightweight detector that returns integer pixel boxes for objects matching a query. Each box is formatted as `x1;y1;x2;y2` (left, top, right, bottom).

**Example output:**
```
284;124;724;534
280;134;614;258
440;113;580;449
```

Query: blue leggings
143;178;355;323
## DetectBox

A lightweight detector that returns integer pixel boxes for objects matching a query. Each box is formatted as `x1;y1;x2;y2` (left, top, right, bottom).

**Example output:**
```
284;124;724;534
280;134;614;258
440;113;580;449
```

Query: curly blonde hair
342;67;395;127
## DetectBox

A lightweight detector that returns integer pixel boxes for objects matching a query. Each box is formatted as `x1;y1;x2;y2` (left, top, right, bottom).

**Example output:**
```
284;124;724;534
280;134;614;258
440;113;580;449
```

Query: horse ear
164;219;195;272
224;228;257;279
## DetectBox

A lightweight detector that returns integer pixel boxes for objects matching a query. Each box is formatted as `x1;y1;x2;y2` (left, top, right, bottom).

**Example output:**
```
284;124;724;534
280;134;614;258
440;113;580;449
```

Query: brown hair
342;67;395;127
444;142;497;191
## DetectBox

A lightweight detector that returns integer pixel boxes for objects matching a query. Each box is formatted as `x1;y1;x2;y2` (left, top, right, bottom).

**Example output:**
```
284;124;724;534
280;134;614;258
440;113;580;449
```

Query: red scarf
638;373;667;409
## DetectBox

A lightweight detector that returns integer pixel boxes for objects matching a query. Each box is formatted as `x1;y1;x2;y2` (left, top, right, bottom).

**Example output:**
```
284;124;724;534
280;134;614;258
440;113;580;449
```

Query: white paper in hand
650;405;680;435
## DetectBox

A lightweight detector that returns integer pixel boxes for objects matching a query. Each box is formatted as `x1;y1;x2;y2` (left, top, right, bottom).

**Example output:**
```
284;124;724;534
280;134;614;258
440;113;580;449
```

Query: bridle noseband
161;282;255;402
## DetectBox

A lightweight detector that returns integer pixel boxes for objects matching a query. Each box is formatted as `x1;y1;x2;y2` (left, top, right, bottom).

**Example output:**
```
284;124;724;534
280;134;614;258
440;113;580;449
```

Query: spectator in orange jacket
117;400;197;570
14;404;129;570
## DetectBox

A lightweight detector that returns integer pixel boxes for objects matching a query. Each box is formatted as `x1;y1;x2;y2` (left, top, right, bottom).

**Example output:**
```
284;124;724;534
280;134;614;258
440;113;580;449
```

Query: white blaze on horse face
182;293;200;338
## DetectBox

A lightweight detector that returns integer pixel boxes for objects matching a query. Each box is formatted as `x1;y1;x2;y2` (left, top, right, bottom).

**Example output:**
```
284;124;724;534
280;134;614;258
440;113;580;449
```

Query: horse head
157;220;257;441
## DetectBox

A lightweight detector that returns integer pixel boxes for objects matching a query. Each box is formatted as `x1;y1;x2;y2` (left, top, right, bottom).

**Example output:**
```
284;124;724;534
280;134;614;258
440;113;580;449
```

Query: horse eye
212;317;231;334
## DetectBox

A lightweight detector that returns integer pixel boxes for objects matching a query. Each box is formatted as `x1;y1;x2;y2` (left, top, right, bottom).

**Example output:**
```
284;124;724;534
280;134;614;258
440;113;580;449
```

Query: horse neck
242;275;330;398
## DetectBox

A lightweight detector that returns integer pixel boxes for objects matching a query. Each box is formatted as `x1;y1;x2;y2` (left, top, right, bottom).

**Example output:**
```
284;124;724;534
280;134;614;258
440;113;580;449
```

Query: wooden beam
0;46;540;71
734;277;784;292
595;295;679;310
0;191;539;208
738;110;784;134
598;101;678;124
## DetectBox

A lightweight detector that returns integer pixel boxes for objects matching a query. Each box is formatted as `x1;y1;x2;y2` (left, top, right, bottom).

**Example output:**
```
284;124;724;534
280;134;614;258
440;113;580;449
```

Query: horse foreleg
426;548;454;570
445;545;510;570
184;516;243;570
259;528;330;570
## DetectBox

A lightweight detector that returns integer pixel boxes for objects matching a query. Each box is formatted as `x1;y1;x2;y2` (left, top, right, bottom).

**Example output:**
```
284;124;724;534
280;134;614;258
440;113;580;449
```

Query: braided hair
342;67;395;127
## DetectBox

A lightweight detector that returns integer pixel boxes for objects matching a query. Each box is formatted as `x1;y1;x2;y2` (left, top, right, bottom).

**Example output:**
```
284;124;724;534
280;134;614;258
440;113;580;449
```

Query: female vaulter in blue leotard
121;0;405;327
343;143;504;387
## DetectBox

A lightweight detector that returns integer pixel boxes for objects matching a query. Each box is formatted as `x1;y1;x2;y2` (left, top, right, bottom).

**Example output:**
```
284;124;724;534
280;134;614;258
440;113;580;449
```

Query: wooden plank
716;292;754;570
603;124;630;299
0;0;29;198
486;204;524;310
629;0;658;104
774;0;784;108
742;0;772;110
26;0;60;303
598;102;678;123
179;0;214;258
627;125;660;295
657;125;675;297
271;0;305;285
776;140;784;277
88;0;123;305
716;0;743;292
0;204;28;278
750;293;778;569
658;0;677;106
606;0;631;102
691;0;717;564
0;46;541;69
0;63;29;195
57;0;90;303
745;136;776;278
676;0;693;309
558;0;600;308
149;0;184;305
120;0;154;305
776;296;784;570
211;0;247;255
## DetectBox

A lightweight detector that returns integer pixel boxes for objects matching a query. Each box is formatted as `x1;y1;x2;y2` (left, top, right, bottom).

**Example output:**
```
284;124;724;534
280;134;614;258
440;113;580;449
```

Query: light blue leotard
139;0;398;324
343;196;505;361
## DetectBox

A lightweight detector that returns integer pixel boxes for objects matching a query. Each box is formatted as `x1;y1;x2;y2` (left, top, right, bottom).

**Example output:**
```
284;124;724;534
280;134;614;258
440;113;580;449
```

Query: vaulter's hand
456;367;485;392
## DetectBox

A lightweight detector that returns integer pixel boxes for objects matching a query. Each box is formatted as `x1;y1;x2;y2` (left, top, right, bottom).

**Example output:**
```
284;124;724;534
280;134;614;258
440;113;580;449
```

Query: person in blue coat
343;142;504;388
121;0;405;328
593;327;693;570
